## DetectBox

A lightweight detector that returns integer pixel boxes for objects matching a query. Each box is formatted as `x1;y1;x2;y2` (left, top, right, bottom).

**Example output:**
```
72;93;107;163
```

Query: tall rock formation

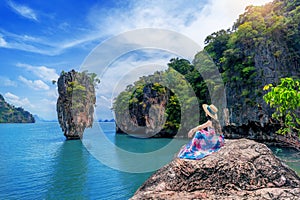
56;70;97;140
131;139;300;200
0;94;35;123
201;0;300;147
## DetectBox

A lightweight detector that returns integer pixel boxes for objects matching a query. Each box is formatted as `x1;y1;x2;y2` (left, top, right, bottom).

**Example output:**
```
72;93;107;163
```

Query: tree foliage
204;0;300;100
263;77;300;136
113;58;210;136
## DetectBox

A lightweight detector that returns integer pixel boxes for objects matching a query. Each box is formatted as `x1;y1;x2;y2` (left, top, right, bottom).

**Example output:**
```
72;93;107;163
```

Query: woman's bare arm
196;120;212;130
188;120;212;138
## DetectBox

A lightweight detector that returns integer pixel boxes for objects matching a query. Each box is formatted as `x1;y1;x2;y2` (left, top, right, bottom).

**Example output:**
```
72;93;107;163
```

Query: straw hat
202;104;218;120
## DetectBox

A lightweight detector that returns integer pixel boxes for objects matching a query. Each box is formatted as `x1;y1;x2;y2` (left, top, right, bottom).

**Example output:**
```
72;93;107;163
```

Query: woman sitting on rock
178;104;225;160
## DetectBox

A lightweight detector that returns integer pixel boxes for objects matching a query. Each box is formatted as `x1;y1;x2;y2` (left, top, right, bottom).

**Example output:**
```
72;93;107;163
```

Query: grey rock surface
131;139;300;199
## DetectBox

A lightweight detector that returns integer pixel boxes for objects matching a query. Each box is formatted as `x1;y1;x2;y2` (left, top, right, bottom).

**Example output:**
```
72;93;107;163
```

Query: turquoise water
0;122;187;199
0;123;299;199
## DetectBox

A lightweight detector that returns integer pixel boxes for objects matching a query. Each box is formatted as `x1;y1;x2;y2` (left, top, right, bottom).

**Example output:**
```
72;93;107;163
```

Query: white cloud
4;92;34;108
182;0;273;45
31;89;58;120
46;88;58;99
0;76;17;87
0;29;61;55
89;49;177;120
19;76;50;90
86;0;272;47
0;36;7;47
93;50;174;97
7;0;38;21
4;92;19;101
4;92;57;120
0;0;272;56
0;28;101;55
17;63;59;82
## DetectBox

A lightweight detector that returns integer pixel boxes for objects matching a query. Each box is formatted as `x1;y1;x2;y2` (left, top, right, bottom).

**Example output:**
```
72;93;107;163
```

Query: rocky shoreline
223;122;300;151
131;139;300;200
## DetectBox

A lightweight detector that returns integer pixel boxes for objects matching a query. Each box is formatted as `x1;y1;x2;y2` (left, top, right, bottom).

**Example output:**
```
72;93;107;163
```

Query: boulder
131;139;300;199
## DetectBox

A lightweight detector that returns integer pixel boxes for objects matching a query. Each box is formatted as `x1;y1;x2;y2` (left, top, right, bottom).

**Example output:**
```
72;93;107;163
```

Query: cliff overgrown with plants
113;0;299;145
0;94;35;123
56;70;99;140
114;59;208;137
204;0;299;142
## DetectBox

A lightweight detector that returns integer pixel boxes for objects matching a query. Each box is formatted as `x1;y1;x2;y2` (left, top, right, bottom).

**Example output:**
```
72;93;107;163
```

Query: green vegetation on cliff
204;0;300;106
56;70;99;139
204;0;300;135
113;58;212;136
113;0;300;138
0;94;35;123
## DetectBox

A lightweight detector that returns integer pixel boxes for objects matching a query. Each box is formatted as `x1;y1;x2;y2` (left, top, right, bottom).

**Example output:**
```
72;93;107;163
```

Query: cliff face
113;0;300;147
203;0;300;145
56;70;96;140
0;94;35;123
131;139;300;200
115;83;173;138
114;61;205;138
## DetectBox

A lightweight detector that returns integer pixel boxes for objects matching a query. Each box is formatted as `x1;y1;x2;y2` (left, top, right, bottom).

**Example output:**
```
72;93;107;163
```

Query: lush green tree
263;77;300;136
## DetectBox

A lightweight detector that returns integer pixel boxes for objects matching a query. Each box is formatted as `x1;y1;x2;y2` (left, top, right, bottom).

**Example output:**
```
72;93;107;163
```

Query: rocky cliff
56;70;97;140
115;83;172;138
0;94;35;123
113;0;300;149
203;0;300;146
131;139;300;200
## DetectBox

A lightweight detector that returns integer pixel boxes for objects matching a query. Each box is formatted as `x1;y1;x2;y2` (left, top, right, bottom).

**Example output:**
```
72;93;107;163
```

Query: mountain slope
0;94;35;123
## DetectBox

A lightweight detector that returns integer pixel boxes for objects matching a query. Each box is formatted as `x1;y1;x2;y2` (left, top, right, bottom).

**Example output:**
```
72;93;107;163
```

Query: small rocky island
131;139;300;200
56;70;99;140
0;94;35;123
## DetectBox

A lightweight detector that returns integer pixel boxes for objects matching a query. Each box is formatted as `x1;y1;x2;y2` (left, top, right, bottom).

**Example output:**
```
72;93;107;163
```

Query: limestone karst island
56;70;99;140
0;0;299;199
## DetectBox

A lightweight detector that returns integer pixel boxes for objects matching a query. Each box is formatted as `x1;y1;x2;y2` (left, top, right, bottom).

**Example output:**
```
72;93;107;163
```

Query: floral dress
178;127;224;160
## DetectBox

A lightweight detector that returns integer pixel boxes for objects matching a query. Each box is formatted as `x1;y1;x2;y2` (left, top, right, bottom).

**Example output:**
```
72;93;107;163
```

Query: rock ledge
131;139;300;200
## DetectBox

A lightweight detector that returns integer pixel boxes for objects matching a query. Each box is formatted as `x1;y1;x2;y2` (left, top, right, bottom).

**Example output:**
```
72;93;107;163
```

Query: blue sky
0;0;271;120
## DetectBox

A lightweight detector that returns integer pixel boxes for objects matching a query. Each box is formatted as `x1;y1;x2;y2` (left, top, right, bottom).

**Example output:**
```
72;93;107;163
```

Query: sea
0;122;299;200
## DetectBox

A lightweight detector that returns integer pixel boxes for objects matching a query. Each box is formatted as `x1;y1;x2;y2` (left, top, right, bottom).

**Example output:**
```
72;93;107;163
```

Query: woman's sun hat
202;104;218;120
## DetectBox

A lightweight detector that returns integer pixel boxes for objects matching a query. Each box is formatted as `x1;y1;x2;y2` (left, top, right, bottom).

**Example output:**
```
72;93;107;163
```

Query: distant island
0;94;35;123
98;119;115;122
33;115;58;123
